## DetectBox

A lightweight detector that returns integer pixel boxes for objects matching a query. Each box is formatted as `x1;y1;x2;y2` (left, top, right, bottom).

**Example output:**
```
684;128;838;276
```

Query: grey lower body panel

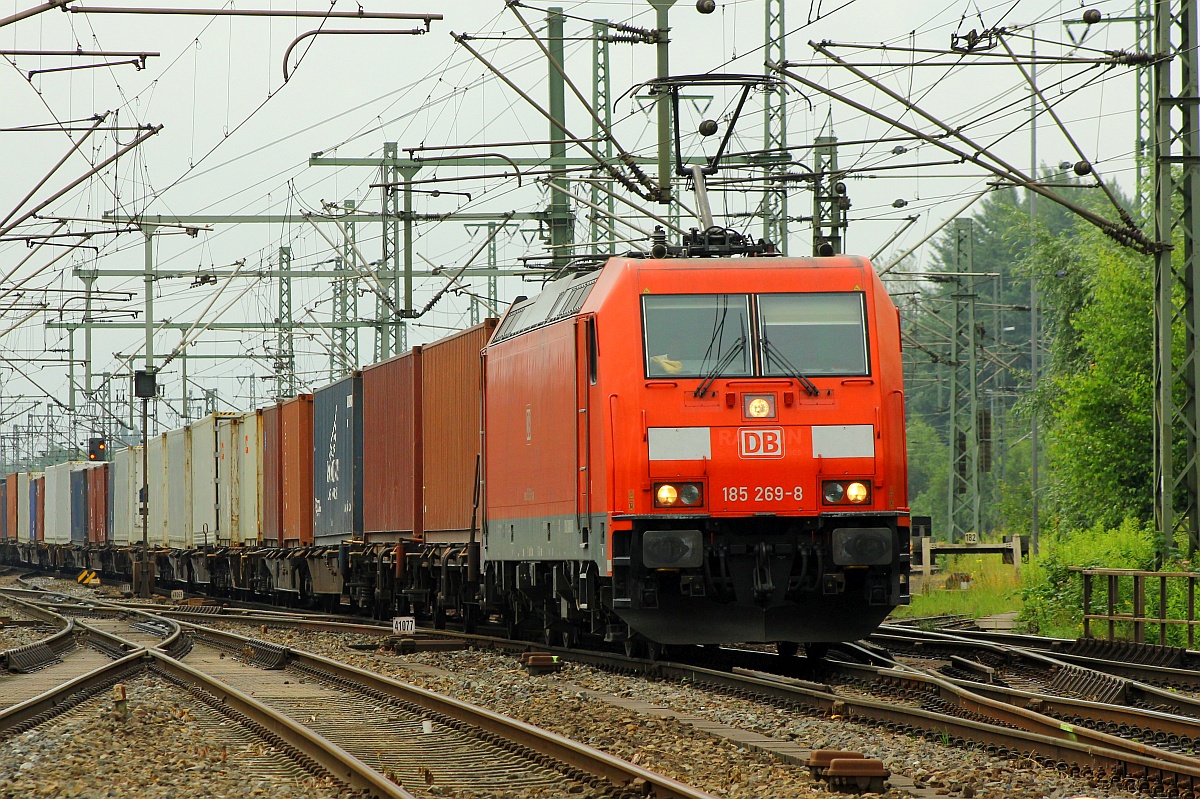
616;593;893;645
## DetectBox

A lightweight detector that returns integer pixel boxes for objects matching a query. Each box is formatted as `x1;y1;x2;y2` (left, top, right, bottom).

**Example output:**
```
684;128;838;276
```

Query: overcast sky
0;0;1147;446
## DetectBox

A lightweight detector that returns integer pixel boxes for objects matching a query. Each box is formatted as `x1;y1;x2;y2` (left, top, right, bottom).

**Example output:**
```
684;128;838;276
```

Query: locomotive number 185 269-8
720;485;804;503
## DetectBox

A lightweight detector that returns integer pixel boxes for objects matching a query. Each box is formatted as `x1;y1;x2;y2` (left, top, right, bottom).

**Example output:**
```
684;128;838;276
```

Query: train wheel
776;641;799;658
804;643;829;662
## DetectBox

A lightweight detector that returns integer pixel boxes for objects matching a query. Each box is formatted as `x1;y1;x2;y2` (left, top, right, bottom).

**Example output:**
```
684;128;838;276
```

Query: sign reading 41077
392;616;416;635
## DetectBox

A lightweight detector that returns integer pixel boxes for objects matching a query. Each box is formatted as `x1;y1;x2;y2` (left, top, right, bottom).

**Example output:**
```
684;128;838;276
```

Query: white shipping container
148;433;167;547
110;446;144;546
44;462;73;544
214;414;239;545
166;426;193;549
16;473;30;541
237;410;262;545
191;414;236;547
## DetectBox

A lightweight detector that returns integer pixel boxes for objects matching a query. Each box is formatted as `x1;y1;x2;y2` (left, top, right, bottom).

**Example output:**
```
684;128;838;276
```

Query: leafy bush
1019;518;1158;638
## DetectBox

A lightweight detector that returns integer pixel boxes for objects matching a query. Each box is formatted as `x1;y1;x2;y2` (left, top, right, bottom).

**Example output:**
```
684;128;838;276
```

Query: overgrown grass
888;552;1023;622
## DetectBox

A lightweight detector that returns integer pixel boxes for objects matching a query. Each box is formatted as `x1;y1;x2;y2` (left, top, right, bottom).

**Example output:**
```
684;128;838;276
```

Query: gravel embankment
0;673;347;799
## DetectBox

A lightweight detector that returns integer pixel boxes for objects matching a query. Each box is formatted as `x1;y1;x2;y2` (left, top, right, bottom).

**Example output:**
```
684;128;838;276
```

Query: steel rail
15;597;416;799
0;650;146;734
0;591;77;671
173;616;718;799
826;657;1200;762
4;586;187;656
876;624;1200;694
143;650;417;799
654;660;1200;792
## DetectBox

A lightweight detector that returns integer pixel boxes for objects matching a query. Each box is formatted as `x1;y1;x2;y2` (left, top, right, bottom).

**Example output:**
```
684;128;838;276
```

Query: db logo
738;427;784;458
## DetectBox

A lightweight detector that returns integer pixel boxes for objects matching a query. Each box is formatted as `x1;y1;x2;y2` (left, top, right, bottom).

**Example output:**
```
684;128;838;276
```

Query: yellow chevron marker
76;570;100;586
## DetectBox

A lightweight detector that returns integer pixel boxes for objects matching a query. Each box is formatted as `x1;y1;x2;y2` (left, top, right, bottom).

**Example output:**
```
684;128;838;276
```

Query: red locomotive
482;239;910;654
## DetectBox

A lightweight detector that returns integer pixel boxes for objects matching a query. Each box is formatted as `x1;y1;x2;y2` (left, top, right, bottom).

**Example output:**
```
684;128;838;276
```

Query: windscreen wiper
763;338;820;397
693;336;746;398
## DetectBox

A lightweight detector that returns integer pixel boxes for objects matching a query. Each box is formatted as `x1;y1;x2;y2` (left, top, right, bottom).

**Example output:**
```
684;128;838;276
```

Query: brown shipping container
5;474;15;541
87;464;109;543
33;475;44;542
421;320;496;539
281;394;314;546
362;348;422;540
261;403;283;544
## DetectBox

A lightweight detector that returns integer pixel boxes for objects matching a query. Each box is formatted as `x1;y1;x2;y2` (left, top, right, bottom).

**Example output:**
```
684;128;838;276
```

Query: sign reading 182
721;485;803;503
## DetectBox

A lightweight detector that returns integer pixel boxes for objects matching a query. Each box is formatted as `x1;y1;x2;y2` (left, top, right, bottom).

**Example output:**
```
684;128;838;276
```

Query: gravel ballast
0;673;347;799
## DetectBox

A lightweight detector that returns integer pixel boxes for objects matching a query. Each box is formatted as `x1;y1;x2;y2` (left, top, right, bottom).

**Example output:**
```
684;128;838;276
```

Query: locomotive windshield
759;293;869;376
642;291;869;378
643;294;753;377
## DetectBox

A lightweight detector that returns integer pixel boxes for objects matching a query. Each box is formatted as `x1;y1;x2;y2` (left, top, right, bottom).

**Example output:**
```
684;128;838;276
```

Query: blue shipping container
70;468;89;544
313;373;363;545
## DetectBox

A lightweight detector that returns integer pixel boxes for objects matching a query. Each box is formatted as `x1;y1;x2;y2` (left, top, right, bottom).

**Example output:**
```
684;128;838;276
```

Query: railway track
0;583;719;799
19;572;1200;795
142;602;1200;796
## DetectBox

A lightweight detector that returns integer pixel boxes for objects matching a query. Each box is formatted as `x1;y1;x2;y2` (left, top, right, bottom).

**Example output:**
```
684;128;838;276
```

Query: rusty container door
261;403;283;545
0;478;7;541
281;394;314;546
313;374;363;546
362;348;421;541
421;320;496;541
87;463;109;544
4;474;15;541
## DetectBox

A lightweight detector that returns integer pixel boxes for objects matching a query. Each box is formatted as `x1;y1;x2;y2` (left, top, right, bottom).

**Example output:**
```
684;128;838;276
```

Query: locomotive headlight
743;394;776;419
823;480;871;505
678;483;703;506
846;482;870;504
642;529;704;569
654;482;704;508
823;481;845;504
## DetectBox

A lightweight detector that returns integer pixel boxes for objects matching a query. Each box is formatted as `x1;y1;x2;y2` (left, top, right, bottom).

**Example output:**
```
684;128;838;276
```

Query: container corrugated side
166;427;193;548
44;463;72;544
110;446;144;546
313;374;363;546
18;474;31;541
70;467;89;545
148;434;167;546
191;413;237;546
215;414;238;545
421;320;496;539
363;349;421;541
31;475;42;542
0;479;7;540
87;463;109;543
261;403;282;545
237;410;261;545
281;394;314;546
